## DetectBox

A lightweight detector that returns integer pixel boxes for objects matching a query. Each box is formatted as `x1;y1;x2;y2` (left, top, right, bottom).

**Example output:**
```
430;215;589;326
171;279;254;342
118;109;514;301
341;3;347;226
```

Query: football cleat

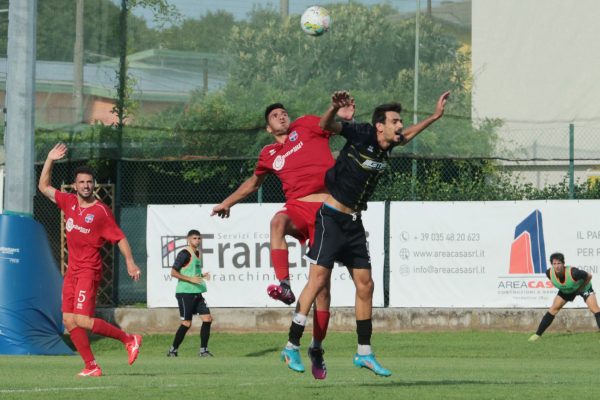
167;349;178;357
280;347;305;373
528;334;541;342
126;334;142;365
77;366;102;377
308;347;327;380
353;353;392;377
199;350;214;357
267;283;296;305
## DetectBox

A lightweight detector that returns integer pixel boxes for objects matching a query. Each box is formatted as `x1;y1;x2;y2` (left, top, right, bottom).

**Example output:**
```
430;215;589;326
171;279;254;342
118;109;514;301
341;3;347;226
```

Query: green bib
175;247;207;294
550;266;591;294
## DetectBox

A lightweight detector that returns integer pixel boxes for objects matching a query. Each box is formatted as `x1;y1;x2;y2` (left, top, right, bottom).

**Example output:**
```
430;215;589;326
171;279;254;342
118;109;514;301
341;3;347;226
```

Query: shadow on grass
116;370;222;377
354;379;529;388
244;347;280;357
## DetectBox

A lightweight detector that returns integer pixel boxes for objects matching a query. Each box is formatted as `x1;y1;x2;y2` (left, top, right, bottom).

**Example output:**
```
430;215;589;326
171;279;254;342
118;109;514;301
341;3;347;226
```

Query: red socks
271;249;290;281
91;318;129;343
313;310;331;342
69;327;96;368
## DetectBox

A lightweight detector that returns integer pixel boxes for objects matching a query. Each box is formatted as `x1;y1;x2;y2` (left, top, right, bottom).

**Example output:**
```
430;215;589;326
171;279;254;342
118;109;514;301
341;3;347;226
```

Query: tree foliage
6;0;179;62
138;3;496;159
157;11;235;53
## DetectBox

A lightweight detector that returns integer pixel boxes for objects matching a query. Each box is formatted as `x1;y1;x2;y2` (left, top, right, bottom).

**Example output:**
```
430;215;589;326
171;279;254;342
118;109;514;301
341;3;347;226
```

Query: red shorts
275;199;323;246
62;274;99;317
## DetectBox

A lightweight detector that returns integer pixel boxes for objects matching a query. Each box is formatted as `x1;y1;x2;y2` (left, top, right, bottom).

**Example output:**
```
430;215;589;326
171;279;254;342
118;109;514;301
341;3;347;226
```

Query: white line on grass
0;386;118;394
0;384;191;394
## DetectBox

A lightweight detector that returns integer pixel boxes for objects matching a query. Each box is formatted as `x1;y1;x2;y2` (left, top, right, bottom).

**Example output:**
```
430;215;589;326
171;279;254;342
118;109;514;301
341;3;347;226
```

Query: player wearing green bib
167;230;214;357
529;252;600;341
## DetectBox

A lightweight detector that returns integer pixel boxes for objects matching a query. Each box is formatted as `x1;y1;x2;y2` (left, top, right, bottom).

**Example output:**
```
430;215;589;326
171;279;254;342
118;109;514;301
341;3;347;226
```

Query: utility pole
4;1;37;215
280;0;289;19
73;0;84;124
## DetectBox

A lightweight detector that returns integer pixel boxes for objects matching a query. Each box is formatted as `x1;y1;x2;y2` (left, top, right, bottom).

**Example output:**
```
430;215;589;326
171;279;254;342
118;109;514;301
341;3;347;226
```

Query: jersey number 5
77;290;87;303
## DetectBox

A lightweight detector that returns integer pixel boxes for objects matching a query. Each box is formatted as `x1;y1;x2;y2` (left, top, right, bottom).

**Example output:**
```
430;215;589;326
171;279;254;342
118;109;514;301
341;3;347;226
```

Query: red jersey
254;115;335;200
54;190;125;280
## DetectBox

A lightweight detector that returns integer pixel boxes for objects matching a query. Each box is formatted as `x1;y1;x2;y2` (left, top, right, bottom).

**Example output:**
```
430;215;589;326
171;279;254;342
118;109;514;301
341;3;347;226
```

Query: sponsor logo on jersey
361;159;387;171
269;149;276;156
367;145;374;152
65;217;91;234
289;131;299;142
273;155;285;170
85;214;95;223
272;141;304;171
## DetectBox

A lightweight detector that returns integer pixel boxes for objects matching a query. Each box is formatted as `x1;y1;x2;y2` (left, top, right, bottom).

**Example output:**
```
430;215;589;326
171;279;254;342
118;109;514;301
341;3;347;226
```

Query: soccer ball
300;6;331;36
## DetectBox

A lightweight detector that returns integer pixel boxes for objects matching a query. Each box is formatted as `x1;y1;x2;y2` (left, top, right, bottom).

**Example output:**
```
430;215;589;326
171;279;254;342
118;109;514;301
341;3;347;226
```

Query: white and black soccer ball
300;6;331;36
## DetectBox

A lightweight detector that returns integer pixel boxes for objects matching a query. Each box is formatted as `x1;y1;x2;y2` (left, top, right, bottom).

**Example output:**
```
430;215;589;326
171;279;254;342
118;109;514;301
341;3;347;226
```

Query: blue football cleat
281;348;305;373
353;353;392;377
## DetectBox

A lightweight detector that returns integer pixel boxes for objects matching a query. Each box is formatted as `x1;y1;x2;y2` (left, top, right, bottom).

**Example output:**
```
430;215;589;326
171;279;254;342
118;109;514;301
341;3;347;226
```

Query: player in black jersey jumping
280;90;449;378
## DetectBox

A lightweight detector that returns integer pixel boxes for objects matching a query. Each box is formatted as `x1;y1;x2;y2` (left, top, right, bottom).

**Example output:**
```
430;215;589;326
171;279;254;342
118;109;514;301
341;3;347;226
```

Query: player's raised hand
331;90;353;109
336;96;356;121
48;143;68;161
211;203;230;218
433;91;450;120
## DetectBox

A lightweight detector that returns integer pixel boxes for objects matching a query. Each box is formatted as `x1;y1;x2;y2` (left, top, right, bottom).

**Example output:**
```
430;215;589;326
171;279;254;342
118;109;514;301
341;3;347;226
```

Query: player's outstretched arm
211;174;266;218
320;90;353;134
400;91;450;145
118;237;141;281
38;143;68;203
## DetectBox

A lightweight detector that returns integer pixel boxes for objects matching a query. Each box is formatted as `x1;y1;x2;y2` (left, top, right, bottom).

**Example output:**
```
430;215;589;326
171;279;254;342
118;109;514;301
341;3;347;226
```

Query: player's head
72;166;95;201
550;252;565;265
264;103;290;136
550;252;565;273
187;229;202;247
372;103;403;143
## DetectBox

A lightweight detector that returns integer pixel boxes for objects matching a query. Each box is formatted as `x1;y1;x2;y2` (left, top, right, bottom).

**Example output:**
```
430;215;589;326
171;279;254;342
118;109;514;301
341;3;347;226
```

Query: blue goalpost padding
0;213;72;355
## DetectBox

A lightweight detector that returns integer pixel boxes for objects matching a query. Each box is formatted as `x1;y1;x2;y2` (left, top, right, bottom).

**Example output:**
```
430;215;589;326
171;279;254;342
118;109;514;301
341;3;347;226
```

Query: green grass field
2;331;600;400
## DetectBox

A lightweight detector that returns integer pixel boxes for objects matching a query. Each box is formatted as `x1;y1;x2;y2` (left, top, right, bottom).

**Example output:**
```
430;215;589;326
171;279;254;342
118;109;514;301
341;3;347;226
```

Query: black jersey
325;121;402;211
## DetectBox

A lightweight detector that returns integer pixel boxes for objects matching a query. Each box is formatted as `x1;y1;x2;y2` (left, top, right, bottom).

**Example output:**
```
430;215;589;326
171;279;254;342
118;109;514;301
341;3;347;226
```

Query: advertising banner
147;203;385;308
389;201;600;308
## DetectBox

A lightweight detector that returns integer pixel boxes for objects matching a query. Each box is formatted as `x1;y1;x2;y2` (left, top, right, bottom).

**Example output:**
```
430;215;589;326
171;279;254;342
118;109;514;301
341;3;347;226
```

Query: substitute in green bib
529;252;600;341
167;230;214;357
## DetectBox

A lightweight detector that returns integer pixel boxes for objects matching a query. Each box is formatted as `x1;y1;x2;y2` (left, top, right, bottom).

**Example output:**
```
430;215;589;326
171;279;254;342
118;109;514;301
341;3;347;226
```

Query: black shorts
176;292;210;320
305;204;371;269
558;286;595;302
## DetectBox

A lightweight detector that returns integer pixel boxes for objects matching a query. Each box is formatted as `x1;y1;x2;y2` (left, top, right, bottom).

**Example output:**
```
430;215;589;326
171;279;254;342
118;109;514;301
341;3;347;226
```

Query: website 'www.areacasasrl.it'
409;249;486;274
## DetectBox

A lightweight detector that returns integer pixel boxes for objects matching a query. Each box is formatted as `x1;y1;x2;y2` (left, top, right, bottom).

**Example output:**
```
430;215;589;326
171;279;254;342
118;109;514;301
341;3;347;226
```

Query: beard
77;191;95;201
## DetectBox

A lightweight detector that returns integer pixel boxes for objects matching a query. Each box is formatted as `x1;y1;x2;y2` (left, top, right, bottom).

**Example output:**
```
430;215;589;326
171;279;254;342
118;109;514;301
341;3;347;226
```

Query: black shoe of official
167;348;178;357
199;350;214;357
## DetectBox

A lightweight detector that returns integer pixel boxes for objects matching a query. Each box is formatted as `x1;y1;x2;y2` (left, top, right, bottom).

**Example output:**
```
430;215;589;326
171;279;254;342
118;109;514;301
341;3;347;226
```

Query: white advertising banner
389;201;600;308
147;203;385;308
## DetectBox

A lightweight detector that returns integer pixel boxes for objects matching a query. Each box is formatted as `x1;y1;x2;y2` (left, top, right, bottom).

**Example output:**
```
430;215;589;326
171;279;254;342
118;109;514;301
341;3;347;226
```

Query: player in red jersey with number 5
38;143;143;377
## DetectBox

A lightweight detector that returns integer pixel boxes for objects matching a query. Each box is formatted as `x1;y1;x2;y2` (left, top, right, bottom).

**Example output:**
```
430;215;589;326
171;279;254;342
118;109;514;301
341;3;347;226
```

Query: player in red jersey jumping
211;103;354;379
38;143;143;377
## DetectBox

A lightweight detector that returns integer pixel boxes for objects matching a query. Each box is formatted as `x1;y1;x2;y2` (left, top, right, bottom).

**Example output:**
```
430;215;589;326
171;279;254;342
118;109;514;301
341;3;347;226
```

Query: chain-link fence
34;151;600;306
9;1;600;305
